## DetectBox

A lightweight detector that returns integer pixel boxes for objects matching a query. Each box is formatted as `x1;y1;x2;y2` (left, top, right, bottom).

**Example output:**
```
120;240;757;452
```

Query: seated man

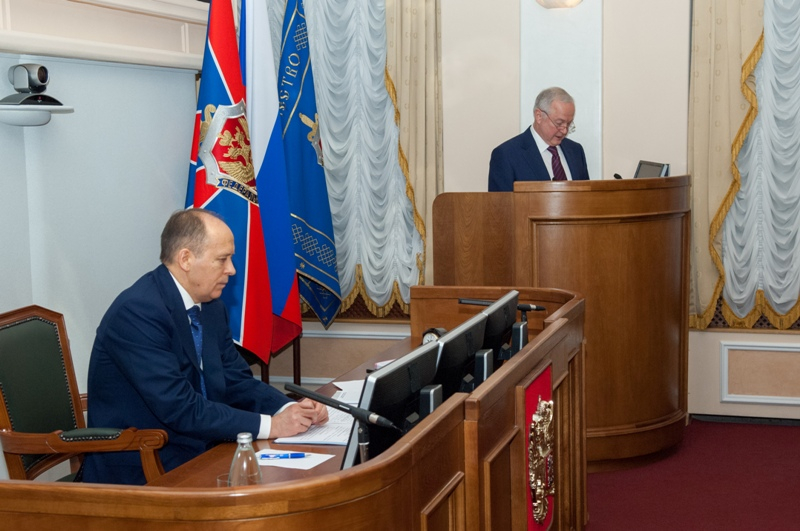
83;208;327;485
488;86;590;191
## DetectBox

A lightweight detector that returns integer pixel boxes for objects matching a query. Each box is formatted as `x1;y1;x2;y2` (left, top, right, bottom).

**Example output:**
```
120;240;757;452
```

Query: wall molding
0;0;206;69
69;0;208;24
300;322;411;341
720;341;800;407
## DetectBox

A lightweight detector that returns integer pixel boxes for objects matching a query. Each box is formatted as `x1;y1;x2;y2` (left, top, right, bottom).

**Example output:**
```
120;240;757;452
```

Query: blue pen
259;452;308;460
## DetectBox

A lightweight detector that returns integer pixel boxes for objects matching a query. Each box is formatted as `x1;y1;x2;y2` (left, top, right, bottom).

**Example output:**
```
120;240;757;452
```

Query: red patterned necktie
547;146;567;181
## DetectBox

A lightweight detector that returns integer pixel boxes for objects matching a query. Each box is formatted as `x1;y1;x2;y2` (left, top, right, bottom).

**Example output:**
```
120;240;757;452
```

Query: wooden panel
465;312;586;530
432;177;690;466
410;284;583;344
534;216;683;427
0;289;585;531
0;396;467;531
420;473;466;531
432;193;514;286
483;436;513;530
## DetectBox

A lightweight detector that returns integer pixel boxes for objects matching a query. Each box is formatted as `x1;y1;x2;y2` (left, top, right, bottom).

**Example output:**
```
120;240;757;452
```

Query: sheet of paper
332;379;366;405
257;451;335;470
273;406;354;446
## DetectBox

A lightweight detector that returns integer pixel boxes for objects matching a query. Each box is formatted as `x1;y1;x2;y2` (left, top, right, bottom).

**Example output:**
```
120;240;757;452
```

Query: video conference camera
8;64;49;94
0;63;73;125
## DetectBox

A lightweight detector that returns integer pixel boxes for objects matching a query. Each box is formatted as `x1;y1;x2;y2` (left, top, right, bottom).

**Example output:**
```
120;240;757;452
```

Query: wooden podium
432;176;690;466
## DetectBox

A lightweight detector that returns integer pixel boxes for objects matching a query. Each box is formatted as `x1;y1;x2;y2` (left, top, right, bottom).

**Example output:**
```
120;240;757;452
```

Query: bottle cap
236;432;253;444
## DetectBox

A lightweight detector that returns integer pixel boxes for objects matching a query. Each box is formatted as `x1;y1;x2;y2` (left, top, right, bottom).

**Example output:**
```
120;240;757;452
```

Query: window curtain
688;0;764;329
268;0;442;316
721;0;800;328
384;0;444;287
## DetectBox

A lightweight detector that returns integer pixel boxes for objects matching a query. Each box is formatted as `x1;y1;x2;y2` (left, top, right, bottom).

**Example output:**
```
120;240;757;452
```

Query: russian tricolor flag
186;0;301;363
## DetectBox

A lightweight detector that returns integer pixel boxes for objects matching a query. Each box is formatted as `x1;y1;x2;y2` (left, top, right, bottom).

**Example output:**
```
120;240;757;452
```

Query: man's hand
269;399;329;438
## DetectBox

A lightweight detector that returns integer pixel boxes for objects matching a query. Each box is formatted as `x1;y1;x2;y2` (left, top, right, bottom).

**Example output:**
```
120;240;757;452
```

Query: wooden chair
0;305;167;482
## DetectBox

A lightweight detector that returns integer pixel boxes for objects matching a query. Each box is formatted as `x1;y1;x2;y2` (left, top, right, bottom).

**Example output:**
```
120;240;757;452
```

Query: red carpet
587;417;800;530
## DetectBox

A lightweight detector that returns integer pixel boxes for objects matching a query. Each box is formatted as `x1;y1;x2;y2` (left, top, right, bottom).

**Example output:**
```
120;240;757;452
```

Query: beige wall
440;0;520;192
690;331;800;419
2;0;798;420
437;0;800;421
441;0;690;192
602;0;690;179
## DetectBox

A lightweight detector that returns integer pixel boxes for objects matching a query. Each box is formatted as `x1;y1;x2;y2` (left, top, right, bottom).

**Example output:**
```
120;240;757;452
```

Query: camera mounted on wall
0;63;74;126
2;64;64;105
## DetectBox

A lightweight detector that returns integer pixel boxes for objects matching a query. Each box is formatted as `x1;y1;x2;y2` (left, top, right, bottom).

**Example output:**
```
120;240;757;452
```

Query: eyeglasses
538;108;576;135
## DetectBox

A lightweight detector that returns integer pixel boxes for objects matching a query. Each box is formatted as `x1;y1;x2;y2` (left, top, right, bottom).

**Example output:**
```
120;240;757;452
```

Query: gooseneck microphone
517;303;546;312
285;382;403;434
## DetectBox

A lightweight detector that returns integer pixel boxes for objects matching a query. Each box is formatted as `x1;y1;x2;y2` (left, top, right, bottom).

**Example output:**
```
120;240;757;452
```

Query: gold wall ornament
528;397;555;524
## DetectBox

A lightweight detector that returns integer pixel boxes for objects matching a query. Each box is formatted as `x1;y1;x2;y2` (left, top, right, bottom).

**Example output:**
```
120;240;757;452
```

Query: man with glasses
488;86;590;191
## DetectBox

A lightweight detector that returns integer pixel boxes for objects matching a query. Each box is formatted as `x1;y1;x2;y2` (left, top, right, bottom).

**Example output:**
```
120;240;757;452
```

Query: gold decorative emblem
198;101;258;204
528;397;555;524
300;111;324;167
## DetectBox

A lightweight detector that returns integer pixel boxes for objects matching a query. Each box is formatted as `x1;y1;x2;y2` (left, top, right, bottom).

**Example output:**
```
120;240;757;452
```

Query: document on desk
274;406;354;446
257;450;336;470
331;379;366;405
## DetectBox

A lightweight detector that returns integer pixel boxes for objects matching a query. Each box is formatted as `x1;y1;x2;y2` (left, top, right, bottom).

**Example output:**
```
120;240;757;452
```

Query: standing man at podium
488;87;590;191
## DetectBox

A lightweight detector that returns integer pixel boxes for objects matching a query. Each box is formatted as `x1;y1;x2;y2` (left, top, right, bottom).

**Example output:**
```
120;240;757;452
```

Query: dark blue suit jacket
82;264;292;485
488;129;590;191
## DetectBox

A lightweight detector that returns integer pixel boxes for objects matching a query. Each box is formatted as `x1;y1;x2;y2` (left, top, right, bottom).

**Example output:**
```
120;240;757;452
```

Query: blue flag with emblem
278;0;342;328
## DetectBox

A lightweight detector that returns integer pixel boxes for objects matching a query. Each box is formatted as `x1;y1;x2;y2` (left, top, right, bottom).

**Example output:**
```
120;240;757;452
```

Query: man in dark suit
488;87;590;191
82;209;328;485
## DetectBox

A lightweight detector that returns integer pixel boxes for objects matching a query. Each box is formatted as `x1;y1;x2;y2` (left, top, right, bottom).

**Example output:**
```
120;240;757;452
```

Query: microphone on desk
459;298;545;313
458;298;492;306
284;383;403;434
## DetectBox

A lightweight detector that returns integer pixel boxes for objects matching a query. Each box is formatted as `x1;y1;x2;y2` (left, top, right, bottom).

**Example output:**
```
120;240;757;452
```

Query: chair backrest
0;305;84;477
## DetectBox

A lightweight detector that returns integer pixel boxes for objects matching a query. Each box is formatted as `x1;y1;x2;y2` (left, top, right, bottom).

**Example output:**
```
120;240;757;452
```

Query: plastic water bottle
228;432;262;486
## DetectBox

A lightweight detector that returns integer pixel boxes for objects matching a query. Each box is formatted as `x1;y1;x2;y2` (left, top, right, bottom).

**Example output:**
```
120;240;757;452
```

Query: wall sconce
536;0;583;8
0;64;74;126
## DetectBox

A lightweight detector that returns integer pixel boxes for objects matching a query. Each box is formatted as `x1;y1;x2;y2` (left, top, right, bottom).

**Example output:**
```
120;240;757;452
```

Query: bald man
83;209;327;485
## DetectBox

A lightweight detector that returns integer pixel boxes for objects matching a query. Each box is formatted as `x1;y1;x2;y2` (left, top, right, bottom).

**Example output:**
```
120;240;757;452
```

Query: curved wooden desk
433;177;690;466
0;287;585;530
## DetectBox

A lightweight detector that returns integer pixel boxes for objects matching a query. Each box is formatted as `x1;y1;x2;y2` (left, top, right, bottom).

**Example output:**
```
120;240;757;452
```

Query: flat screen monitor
634;160;670;178
341;340;441;470
479;290;519;363
433;312;489;401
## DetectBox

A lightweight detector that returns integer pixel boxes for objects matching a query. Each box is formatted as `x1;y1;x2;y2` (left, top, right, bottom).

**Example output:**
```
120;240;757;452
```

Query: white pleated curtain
690;0;800;329
722;0;800;327
268;0;441;317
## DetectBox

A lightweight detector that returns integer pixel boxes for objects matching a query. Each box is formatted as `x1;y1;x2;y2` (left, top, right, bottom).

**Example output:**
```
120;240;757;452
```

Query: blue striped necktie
187;305;207;398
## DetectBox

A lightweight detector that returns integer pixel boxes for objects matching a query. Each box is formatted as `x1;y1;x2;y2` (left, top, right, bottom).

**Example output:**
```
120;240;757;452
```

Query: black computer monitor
433;312;490;401
341;340;441;470
478;290;519;363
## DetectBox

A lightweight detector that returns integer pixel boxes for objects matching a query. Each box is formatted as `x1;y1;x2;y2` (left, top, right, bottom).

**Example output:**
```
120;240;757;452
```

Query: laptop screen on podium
634;160;669;178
